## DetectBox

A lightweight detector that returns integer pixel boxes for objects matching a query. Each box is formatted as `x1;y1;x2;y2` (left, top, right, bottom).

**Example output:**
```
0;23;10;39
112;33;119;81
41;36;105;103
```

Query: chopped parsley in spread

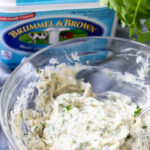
134;105;142;117
36;67;41;74
65;105;71;111
11;65;150;150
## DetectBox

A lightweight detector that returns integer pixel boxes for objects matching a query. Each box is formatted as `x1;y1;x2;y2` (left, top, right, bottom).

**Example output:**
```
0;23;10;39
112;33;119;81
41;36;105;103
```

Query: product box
0;0;117;68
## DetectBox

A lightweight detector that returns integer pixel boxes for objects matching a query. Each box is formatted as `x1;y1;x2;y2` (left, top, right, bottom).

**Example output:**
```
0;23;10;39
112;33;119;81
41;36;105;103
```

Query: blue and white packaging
0;0;117;69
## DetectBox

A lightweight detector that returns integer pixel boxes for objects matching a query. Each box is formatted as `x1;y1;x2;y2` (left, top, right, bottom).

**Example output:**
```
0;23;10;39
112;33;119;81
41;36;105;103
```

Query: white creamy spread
11;64;150;150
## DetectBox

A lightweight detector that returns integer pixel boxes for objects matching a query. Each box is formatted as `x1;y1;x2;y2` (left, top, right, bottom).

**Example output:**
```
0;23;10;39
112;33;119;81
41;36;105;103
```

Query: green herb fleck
133;120;136;124
62;119;65;125
79;143;83;150
41;123;46;130
134;105;142;117
86;126;90;131
127;134;133;139
65;105;71;111
36;67;41;74
59;104;65;107
142;125;147;129
63;98;66;100
39;134;43;138
110;95;116;102
23;132;28;136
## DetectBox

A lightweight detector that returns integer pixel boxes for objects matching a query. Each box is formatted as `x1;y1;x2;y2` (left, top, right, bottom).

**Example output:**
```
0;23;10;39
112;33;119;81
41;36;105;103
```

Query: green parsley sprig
134;105;142;117
100;0;150;44
65;105;71;111
36;67;41;74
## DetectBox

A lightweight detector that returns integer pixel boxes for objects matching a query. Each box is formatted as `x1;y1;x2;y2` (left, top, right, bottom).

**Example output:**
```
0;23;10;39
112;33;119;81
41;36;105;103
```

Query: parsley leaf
126;134;133;139
23;132;28;136
134;105;142;117
142;125;147;129
65;105;71;111
41;122;46;130
100;0;150;44
36;67;41;74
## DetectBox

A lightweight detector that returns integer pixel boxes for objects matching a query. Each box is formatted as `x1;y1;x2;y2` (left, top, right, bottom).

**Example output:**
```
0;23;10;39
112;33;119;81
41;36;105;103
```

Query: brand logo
3;17;105;52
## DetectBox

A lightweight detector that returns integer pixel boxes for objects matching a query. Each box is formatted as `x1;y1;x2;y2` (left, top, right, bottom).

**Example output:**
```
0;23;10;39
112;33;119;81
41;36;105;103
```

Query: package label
0;8;116;68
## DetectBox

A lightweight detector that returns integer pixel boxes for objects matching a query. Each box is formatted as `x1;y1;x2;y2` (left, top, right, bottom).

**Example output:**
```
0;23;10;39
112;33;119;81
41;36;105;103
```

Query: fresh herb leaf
36;67;41;74
142;125;147;129
23;132;28;136
65;105;71;111
126;134;133;139
133;120;136;124
59;104;65;107
41;122;46;130
62;119;65;125
100;0;150;44
134;105;142;117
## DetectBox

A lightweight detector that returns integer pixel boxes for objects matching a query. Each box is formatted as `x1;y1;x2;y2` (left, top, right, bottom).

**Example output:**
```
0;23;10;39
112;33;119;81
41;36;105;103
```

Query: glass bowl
1;36;150;150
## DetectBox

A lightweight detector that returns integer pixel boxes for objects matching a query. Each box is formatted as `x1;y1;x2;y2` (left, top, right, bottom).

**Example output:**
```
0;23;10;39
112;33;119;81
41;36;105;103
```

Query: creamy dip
11;65;150;150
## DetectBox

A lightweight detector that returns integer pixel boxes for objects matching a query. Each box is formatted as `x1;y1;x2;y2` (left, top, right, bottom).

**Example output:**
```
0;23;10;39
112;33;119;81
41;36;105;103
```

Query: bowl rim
1;36;150;150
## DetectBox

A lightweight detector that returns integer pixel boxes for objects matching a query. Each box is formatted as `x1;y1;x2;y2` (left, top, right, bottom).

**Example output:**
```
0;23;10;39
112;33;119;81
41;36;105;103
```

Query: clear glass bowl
1;37;150;150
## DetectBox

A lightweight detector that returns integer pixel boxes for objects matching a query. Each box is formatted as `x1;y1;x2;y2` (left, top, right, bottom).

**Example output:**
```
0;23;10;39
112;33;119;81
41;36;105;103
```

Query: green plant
100;0;150;43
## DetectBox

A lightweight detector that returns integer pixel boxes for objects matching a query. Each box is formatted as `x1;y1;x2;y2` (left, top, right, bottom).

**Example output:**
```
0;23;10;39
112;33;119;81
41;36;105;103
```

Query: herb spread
11;65;150;150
